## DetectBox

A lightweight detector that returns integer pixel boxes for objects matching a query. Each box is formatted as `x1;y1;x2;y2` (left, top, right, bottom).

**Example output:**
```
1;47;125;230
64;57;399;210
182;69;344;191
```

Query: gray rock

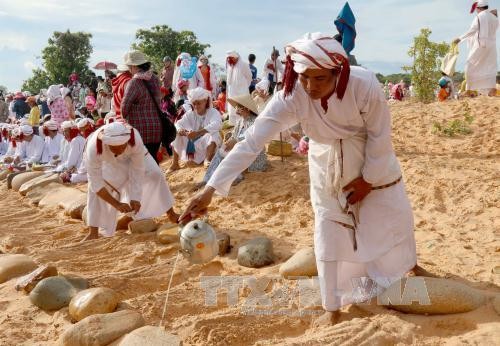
379;277;486;315
237;237;274;268
110;326;180;346
279;247;317;279
58;310;145;346
217;233;231;256
29;276;88;311
0;254;38;283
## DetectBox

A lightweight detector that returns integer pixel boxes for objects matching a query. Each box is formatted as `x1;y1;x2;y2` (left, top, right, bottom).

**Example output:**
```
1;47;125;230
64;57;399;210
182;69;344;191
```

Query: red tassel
12;140;16;148
108;118;114;123
19;133;24;141
1;129;7;138
43;127;50;137
176;58;181;67
333;54;350;100
128;128;135;147
96;137;103;154
69;128;80;141
470;2;478;13
283;55;298;98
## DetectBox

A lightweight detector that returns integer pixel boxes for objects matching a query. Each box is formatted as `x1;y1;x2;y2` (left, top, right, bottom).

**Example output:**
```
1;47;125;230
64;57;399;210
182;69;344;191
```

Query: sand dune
0;97;498;345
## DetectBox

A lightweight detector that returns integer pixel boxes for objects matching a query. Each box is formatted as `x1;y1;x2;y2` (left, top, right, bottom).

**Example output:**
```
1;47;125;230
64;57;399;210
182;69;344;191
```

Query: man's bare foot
312;310;340;328
166;163;180;174
408;264;438;278
81;228;99;242
166;208;180;224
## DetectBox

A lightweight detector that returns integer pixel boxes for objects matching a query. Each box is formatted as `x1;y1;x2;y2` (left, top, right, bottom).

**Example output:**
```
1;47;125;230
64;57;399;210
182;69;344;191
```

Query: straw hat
123;51;148;66
227;94;259;115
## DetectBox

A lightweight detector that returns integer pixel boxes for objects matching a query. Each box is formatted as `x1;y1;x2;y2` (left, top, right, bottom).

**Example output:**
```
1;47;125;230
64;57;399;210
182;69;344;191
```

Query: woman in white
226;51;252;125
454;0;498;96
84;122;177;241
181;33;429;326
169;87;222;172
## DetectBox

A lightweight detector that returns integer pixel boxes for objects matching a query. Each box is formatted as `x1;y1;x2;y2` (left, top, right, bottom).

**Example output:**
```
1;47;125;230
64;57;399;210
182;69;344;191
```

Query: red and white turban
61;120;77;130
188;87;211;103
43;120;58;131
283;32;350;100
20;125;34;136
76;118;94;129
471;0;488;13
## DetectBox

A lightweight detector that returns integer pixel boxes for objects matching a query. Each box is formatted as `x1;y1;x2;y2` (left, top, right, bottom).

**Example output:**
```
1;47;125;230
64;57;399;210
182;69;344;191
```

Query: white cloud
23;61;35;71
0;32;31;52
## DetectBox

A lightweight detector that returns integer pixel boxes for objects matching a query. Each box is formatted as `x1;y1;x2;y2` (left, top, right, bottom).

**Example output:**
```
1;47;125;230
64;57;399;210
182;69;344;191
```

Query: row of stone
0;253;180;345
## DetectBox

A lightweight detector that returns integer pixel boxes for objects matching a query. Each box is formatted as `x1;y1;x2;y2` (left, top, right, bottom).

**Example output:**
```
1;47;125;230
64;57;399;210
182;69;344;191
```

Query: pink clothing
48;98;69;129
85;95;96;112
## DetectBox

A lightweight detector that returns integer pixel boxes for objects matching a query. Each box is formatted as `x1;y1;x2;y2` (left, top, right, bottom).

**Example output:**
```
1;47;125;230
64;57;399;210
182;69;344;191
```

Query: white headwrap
19;119;30;126
20;125;33;136
255;79;270;94
477;0;488;7
60;87;71;98
76;118;94;129
226;51;239;59
43;120;58;131
47;85;62;103
100;122;131;146
61;120;76;130
283;32;350;100
187;87;211;103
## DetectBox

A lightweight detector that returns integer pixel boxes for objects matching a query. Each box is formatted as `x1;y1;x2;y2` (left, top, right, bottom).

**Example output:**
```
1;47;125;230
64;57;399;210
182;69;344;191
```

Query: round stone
0;254;38;284
157;224;180;244
29;276;88;311
113;326;180;346
11;171;46;191
380;277;486;315
237;237;274;268
279;247;318;279
128;219;158;234
69;287;120;322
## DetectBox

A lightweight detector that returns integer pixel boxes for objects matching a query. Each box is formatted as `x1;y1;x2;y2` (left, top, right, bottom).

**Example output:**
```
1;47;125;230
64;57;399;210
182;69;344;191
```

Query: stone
279;247;318;279
379;277;486;315
0;254;38;284
111;326;180;346
19;173;60;196
157;224;180;244
492;295;500;316
29;276;88;311
0;169;10;181
237;237;274;268
217;233;231;256
6;171;24;189
116;214;133;230
58;310;145;346
128;219;157;234
15;265;58;293
25;182;61;205
38;186;85;209
62;195;87;220
11;171;46;191
69;287;120;322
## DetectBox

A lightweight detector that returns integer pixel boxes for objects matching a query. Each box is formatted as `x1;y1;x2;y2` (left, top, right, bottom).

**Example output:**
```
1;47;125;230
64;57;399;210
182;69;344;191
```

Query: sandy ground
0;97;498;345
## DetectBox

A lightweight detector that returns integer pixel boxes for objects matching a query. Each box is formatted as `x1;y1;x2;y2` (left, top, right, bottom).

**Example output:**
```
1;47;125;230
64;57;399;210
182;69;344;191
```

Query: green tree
0;85;7;96
132;25;210;71
22;30;93;94
404;28;449;103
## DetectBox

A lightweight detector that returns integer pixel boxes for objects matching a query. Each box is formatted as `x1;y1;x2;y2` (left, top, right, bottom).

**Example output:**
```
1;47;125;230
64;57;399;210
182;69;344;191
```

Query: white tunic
226;59;252;125
459;10;498;90
85;129;174;236
172;108;222;164
42;133;64;163
16;135;45;164
0;139;8;156
55;136;85;172
207;67;414;263
262;58;285;83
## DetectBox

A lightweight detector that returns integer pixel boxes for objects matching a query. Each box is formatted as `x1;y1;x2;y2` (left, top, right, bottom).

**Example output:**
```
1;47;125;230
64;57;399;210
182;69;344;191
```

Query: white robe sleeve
460;16;479;41
207;91;298;196
26;137;44;164
16;142;26;161
86;138;106;194
175;112;191;131
203;110;222;134
127;129;146;201
64;137;83;170
360;74;399;184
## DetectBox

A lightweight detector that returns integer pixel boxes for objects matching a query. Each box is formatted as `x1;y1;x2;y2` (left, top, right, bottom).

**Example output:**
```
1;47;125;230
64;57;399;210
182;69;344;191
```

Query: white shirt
175;107;222;135
61;135;85;170
262;58;284;83
43;133;64;163
16;135;45;164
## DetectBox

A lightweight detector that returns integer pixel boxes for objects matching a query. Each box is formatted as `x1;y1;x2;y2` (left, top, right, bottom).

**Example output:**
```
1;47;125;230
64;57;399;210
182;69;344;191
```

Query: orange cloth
214;91;226;113
111;71;133;118
199;65;212;91
438;88;450;102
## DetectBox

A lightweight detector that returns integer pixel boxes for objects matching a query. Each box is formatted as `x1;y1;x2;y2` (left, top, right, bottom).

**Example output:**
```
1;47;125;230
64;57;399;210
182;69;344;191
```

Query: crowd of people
0;0;496;327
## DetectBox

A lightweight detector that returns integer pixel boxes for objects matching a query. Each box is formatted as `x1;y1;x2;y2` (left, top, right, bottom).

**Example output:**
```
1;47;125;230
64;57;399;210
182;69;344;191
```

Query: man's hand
452;38;461;45
179;186;215;224
130;200;141;214
114;202;133;213
187;130;199;140
224;138;237;151
343;177;372;204
178;129;188;136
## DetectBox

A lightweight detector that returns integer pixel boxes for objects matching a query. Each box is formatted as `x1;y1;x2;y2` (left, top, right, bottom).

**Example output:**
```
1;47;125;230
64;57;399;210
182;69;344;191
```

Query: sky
0;0;498;91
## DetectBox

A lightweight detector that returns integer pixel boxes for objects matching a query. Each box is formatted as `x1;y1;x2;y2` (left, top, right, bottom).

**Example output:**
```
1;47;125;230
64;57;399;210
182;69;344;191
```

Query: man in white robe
65;118;95;184
169;87;222;172
85;122;177;240
0;124;9;156
54;121;85;173
180;33;427;325
454;0;498;95
226;51;252;125
262;48;285;93
14;124;44;165
41;120;64;163
1;127;20;163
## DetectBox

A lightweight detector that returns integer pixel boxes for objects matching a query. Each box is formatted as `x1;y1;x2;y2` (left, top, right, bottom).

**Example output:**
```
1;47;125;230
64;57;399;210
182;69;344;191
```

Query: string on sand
159;251;181;327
